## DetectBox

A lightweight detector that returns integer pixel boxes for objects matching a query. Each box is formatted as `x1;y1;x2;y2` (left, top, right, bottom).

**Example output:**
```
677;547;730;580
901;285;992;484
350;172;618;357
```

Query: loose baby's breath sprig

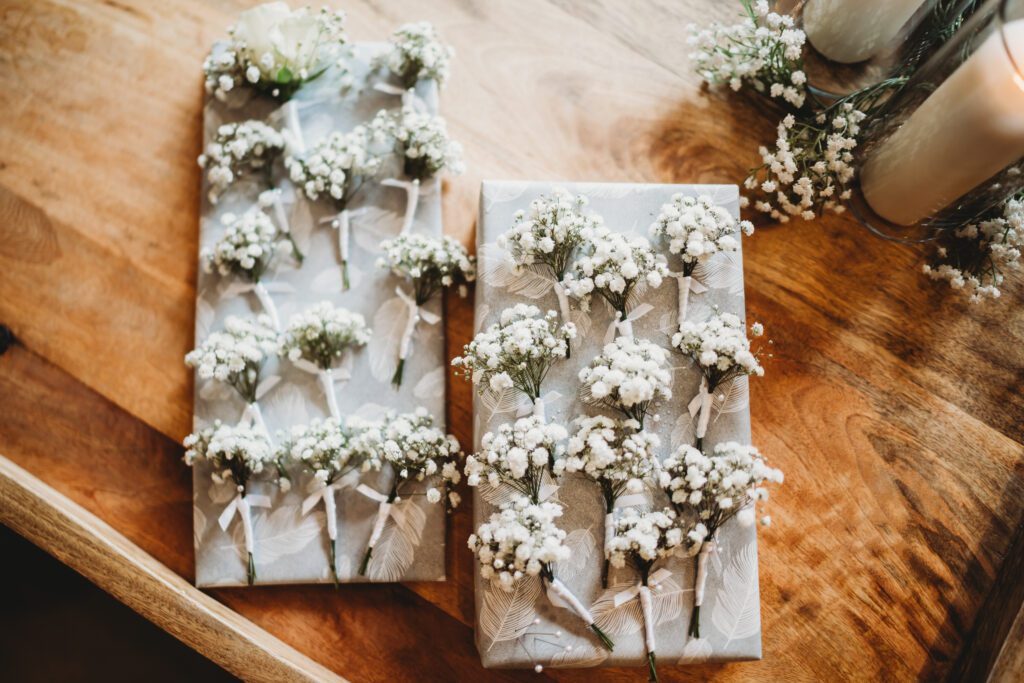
281;301;371;419
561;227;668;338
357;408;462;575
199;121;285;205
578;337;672;428
201;207;295;330
203;3;348;102
183;420;278;585
606;508;684;682
498;189;601;353
672;310;768;444
370;106;465;234
688;0;807;108
465;415;567;503
279;416;368;582
468;494;616;652
650;194;753;324
377;234;476;386
380;21;454;89
452;304;575;413
555;415;661;587
659;441;783;639
286;125;383;290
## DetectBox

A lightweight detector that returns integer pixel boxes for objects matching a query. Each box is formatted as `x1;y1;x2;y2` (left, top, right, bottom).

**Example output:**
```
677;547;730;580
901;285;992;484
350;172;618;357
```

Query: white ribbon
672;273;708;326
516;391;562;420
240;401;272;444
694;540;717;608
616;492;648;508
282;99;305;155
253;282;280;331
356;484;406;551
395;286;441;362
687;376;713;439
604;302;655;343
640;585;656;655
373;82;428;112
223;281;296;331
319;368;341;420
290;358;351;420
604;512;615;559
270;190;292;237
218;492;272;553
381;178;421;234
301;470;359;541
320;209;351;263
546;577;596;627
553;282;572;323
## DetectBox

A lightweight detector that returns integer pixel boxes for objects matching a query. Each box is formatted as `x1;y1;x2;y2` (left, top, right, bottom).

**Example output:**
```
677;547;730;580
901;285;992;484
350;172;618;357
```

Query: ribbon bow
381;178;421;234
301;470;360;541
356;484;408;552
372;82;429;112
516;391;562;420
396;286;441;362
218;491;272;553
687;376;714;439
239;397;276;445
671;272;708;326
223;281;295;331
604;302;655;343
291;358;352;420
611;568;672;608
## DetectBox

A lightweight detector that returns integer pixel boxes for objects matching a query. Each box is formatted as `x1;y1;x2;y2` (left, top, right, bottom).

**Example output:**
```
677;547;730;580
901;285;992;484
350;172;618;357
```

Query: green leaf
276;66;293;84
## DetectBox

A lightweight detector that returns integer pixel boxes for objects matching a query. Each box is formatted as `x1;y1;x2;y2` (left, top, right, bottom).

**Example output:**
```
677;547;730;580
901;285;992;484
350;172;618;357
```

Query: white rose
234;2;290;72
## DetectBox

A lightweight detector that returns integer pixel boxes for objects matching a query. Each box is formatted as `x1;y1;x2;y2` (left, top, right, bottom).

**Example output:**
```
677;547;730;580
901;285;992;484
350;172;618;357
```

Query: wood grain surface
1;0;1022;681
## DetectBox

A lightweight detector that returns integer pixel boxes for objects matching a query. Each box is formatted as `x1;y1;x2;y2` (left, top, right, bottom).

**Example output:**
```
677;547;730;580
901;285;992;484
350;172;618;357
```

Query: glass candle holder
774;0;943;99
850;0;1024;241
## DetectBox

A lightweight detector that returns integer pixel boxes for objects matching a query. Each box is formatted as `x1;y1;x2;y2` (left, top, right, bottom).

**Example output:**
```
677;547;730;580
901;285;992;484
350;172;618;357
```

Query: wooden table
2;1;1022;681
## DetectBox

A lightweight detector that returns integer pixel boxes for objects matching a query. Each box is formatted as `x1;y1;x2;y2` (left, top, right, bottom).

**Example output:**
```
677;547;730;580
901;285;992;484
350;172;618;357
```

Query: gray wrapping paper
192;43;447;587
472;180;761;667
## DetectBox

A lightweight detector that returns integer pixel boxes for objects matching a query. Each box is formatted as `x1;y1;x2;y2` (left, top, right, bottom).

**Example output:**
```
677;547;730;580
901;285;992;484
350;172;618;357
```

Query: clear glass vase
774;0;945;99
848;0;1024;241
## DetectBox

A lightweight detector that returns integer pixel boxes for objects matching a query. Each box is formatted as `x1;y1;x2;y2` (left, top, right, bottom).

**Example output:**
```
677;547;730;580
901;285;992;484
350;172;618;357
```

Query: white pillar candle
804;0;926;64
861;20;1024;226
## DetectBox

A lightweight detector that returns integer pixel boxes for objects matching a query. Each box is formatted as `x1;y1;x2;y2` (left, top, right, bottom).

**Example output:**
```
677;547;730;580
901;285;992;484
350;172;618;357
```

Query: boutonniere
286;125;383;289
649;194;753;323
498;189;600;355
554;416;661;587
469;495;615;652
203;2;347;102
379;21;454;90
356;409;462;576
376;234;475;386
465;414;567;502
281;301;371;419
371;106;464;233
185;315;280;440
659;441;783;639
279;416;366;583
606;508;684;682
562;226;668;339
671;311;767;444
453;304;575;419
201;208;297;330
183;421;282;585
578;337;672;429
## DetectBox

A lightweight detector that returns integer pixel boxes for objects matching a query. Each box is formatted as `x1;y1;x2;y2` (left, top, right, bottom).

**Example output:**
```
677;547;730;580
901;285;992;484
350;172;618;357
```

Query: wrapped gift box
472;180;762;667
192;44;448;587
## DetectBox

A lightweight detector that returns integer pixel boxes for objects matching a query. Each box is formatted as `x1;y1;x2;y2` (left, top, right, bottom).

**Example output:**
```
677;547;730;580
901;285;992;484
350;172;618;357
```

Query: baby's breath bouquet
672;311;766;443
357;408;462;575
183;420;279;585
578;337;672;428
186;315;280;439
377;234;476;386
370;106;464;233
606;508;684;682
555;415;661;587
561;227;668;339
380;21;454;89
201;208;295;330
203;2;347;102
498;189;601;354
281;302;371;419
465;415;567;502
469;494;616;651
649;194;753;323
199;121;285;204
279;416;368;582
286;125;383;289
659;442;783;638
452;304;575;417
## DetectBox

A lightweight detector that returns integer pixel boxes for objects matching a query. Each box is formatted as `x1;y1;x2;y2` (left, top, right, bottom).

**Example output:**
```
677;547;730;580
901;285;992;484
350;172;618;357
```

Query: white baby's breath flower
381;21;454;88
468;495;570;589
200;207;287;281
198;120;285;204
185;315;279;402
377;234;476;303
606;507;682;568
561;226;668;315
466;415;567;501
369;104;464;181
499;189;602;280
182;420;275;488
555;416;660;508
650;194;753;275
286;125;383;206
578;337;672;426
672;309;767;389
280;301;370;370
